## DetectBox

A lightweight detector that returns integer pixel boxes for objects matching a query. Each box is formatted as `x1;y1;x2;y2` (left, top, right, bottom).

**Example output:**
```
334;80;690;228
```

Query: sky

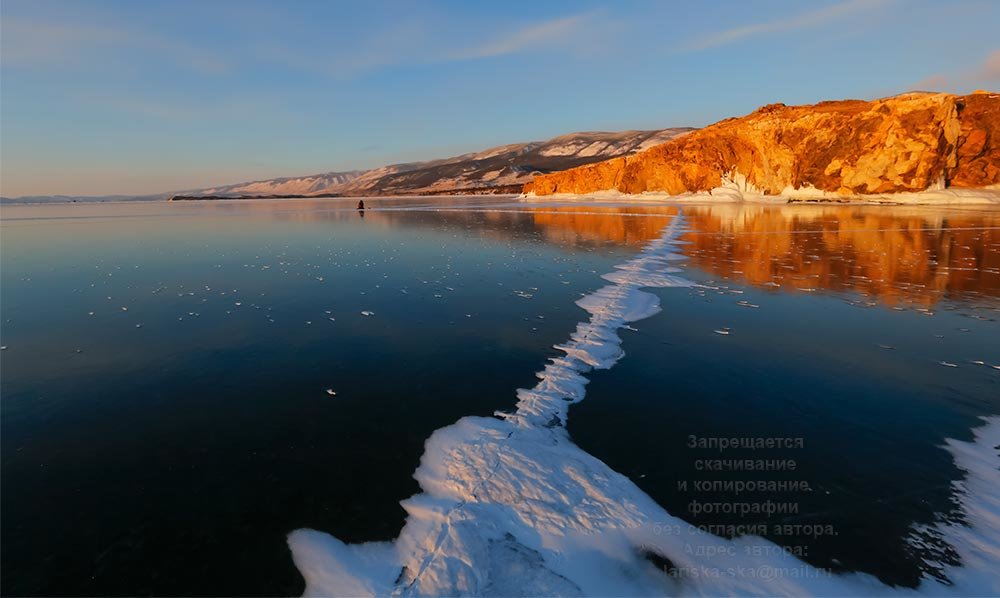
1;0;998;197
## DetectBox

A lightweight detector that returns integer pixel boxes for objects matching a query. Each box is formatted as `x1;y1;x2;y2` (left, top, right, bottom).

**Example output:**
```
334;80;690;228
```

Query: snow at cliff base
523;177;1000;205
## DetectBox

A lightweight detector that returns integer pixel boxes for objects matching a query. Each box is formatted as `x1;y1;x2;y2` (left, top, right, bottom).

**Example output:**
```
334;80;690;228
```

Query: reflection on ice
288;208;1000;597
677;205;1000;308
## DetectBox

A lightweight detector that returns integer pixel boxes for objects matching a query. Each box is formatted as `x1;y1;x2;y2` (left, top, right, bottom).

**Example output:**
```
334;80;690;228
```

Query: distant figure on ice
357;199;365;210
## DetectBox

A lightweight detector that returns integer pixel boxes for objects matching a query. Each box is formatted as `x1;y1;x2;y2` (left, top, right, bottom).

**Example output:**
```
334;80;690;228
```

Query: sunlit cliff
526;92;1000;198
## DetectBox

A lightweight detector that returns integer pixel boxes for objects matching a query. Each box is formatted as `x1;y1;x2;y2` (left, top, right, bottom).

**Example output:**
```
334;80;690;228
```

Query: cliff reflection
86;199;998;307
526;204;1000;307
528;207;679;247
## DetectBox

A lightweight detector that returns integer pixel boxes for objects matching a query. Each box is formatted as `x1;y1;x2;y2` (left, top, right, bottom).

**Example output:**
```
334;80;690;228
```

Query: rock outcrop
524;92;1000;197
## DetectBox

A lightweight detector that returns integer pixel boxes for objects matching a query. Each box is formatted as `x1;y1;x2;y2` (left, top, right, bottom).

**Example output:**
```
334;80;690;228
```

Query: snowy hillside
180;128;694;198
195;171;365;197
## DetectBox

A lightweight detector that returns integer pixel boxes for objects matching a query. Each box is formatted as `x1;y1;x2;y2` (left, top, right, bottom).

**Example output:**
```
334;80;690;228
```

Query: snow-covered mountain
177;128;694;198
192;170;365;197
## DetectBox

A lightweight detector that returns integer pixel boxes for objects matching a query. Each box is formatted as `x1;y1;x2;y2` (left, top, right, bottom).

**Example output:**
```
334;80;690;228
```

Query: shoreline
522;184;1000;206
0;193;525;206
6;186;1000;207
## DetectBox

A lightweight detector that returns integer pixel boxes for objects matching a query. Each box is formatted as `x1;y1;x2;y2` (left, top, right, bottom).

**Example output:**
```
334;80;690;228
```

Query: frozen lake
2;198;998;595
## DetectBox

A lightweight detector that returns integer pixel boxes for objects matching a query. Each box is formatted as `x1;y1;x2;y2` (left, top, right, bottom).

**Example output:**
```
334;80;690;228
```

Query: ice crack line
289;207;1000;598
390;214;692;594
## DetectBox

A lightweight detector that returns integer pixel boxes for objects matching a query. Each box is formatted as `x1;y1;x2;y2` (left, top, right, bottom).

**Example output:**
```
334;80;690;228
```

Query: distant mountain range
178;128;693;199
2;128;693;203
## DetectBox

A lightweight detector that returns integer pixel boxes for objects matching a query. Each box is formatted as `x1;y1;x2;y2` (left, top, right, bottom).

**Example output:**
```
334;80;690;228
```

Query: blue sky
2;0;998;197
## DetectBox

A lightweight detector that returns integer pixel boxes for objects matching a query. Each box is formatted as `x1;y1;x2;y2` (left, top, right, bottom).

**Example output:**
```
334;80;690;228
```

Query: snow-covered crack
287;211;1000;597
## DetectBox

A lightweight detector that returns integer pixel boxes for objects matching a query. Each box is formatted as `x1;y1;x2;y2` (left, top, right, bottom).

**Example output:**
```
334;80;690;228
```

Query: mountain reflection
526;204;1000;307
528;207;679;247
34;199;993;307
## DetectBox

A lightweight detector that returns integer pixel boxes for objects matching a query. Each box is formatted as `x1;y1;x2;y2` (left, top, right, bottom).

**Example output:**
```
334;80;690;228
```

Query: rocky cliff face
525;92;1000;197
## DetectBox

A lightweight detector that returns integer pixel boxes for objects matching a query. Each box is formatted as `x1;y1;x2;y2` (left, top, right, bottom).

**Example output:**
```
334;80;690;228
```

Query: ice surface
288;212;1000;597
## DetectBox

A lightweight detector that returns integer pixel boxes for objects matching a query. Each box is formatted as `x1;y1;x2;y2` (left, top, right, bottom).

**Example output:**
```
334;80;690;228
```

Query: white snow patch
539;142;589;157
480;169;503;182
921;417;1000;593
577;141;610;158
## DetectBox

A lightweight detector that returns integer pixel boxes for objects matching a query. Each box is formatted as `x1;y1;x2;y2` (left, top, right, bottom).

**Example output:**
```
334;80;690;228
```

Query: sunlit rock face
952;92;1000;187
525;92;1000;197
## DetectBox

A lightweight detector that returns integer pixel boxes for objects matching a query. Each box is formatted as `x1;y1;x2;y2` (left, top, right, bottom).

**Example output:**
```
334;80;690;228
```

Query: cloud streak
3;6;598;82
912;48;1000;91
1;15;227;74
983;49;1000;81
683;0;894;52
452;13;594;60
256;11;599;79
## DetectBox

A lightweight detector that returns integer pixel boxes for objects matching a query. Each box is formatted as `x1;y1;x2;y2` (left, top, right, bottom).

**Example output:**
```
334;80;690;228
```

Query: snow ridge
287;213;1000;597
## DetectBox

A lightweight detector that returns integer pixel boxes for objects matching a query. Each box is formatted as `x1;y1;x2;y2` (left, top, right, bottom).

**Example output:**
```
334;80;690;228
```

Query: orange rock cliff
524;92;1000;197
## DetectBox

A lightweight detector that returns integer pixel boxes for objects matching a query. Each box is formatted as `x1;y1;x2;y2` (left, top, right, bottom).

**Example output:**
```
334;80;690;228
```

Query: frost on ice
287;212;1000;597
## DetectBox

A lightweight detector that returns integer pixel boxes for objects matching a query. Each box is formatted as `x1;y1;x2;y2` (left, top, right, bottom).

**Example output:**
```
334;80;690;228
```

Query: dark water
569;203;1000;587
0;198;639;595
2;199;998;594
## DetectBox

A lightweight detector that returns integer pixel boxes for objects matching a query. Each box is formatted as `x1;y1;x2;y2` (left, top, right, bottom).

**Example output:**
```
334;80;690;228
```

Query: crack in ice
287;211;1000;597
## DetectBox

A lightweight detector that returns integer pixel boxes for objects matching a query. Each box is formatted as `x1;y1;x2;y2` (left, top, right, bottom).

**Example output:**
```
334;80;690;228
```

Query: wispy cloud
912;48;1000;91
256;11;600;79
1;16;227;74
982;49;1000;81
910;73;949;91
683;0;894;52
451;13;594;60
3;6;599;82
